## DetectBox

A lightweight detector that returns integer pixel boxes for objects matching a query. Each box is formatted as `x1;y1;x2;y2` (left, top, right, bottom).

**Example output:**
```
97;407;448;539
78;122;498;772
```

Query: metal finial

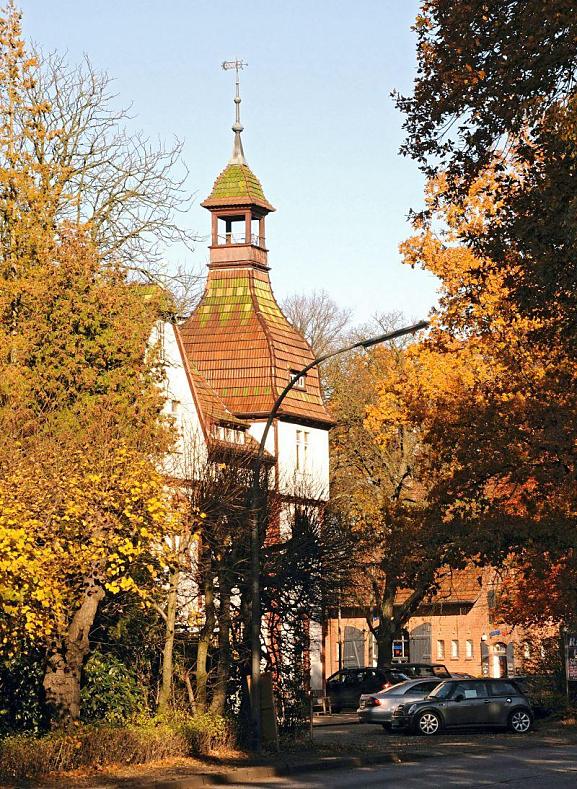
222;59;248;165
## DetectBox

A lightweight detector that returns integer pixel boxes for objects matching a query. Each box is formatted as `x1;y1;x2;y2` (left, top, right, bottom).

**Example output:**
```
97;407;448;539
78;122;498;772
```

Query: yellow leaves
0;435;183;657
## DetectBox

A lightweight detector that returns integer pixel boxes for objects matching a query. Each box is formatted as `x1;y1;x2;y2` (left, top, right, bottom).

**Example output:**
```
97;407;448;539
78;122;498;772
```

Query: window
466;639;474;659
290;370;306;390
296;429;309;470
392;633;409;661
451;639;459;659
429;681;453;699
436;639;445;660
523;641;531;659
488;681;517;697
407;680;439;695
453;681;487;699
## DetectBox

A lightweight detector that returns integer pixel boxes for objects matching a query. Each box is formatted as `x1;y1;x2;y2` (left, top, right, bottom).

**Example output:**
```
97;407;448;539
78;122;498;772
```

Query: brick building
323;568;531;681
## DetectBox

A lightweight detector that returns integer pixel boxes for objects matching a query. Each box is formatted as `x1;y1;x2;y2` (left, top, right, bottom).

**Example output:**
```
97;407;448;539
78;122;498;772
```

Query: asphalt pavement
222;741;577;787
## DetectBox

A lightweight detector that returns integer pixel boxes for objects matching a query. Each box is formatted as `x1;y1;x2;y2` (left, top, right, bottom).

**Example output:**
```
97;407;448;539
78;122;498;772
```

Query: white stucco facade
153;321;207;479
248;419;330;501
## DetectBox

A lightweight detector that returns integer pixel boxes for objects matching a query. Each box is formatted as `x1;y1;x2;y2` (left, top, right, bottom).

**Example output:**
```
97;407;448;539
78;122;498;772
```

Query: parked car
357;677;443;729
326;667;410;713
391;678;533;735
390;662;451;680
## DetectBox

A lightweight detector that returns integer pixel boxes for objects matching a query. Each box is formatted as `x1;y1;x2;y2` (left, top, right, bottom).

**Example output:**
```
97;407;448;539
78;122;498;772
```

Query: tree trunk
196;570;215;711
210;580;231;715
182;668;197;714
374;586;396;670
43;577;105;726
157;566;179;713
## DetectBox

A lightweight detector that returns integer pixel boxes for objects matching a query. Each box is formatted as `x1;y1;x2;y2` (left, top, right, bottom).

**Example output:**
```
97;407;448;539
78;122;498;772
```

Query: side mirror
454;693;465;702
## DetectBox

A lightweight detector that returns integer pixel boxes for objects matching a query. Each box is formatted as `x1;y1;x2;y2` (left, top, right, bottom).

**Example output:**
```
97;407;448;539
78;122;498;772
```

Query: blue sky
20;0;437;324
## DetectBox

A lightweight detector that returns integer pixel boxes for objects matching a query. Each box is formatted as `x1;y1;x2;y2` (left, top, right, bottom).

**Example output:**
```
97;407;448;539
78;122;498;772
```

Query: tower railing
217;233;265;247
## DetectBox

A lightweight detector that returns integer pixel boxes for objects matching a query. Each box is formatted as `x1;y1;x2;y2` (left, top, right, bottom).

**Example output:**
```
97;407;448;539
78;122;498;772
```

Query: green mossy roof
201;164;274;211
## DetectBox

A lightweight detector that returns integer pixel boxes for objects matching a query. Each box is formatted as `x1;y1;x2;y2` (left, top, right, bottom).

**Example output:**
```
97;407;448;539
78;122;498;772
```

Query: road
224;741;577;787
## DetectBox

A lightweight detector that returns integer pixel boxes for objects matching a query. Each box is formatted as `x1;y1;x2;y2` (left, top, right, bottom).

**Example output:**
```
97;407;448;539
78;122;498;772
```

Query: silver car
357;678;443;729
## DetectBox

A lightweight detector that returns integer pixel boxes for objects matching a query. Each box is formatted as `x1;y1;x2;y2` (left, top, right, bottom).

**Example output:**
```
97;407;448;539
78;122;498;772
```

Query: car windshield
428;681;454;699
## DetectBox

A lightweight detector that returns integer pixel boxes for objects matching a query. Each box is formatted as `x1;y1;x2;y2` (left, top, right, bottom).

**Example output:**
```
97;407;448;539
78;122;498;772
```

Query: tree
395;166;577;562
281;289;352;357
398;3;577;577
18;46;201;308
154;441;255;716
0;229;179;724
396;1;577;340
327;328;456;667
0;4;192;726
497;554;577;630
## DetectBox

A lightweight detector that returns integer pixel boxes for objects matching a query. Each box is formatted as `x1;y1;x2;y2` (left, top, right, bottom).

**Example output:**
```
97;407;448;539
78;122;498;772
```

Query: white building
156;91;333;688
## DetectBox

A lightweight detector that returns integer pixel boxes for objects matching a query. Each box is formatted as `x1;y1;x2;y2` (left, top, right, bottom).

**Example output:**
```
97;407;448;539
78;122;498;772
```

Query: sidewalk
312;712;358;727
30;722;577;788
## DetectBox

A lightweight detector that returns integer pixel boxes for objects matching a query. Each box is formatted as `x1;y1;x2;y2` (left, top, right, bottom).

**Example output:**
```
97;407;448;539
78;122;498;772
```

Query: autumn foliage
0;3;181;725
393;0;577;627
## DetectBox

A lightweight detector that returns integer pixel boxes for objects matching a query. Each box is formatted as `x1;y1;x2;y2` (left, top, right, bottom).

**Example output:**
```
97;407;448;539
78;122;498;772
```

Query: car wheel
509;709;532;733
416;710;442;736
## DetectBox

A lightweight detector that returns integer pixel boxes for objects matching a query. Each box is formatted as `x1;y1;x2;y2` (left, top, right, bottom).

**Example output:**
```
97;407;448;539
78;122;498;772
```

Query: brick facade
323;570;533;681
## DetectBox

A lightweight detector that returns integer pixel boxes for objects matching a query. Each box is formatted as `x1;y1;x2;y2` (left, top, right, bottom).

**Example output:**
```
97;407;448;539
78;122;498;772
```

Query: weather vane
222;59;248;165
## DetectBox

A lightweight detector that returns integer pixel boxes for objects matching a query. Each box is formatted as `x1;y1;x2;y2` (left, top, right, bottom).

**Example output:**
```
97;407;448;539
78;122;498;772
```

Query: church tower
179;69;332;497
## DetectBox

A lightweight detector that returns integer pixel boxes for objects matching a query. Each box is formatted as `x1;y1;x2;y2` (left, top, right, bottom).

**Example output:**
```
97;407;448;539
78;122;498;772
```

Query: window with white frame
466;639;474;659
451;639;459;659
436;639;445;660
296;429;309;471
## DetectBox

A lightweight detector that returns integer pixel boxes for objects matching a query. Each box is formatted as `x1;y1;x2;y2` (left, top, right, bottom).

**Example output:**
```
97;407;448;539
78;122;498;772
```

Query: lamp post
248;319;428;751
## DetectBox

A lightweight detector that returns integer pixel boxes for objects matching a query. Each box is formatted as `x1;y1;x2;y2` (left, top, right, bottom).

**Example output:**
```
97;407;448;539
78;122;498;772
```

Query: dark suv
326;667;409;712
392;678;533;735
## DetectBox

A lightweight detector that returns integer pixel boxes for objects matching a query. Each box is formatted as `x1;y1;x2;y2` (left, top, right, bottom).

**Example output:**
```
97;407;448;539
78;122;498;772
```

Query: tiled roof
179;267;333;426
201;163;275;212
174;325;272;457
395;567;485;606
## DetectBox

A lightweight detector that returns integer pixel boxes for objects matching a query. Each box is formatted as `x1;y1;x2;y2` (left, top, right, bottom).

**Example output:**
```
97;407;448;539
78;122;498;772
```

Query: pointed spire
222;59;248;165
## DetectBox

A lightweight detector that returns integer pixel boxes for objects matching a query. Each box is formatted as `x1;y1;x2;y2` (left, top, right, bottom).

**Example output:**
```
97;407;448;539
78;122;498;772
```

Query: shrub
0;713;235;782
0;647;48;735
0;723;186;781
178;711;233;753
81;652;146;725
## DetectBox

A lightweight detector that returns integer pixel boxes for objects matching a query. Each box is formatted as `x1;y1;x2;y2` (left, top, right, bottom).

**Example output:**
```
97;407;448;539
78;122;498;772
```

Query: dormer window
212;424;245;445
290;370;306;390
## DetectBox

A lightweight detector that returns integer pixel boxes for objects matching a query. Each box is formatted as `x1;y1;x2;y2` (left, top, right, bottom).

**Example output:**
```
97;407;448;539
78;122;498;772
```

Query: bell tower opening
211;210;266;249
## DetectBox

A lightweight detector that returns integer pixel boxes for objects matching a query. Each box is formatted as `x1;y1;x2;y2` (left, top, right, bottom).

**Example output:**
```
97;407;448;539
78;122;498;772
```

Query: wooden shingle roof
179;267;333;426
201;163;275;213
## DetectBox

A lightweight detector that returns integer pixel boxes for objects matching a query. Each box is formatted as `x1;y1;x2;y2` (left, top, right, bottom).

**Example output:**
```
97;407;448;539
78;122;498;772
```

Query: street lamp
248;319;428;751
